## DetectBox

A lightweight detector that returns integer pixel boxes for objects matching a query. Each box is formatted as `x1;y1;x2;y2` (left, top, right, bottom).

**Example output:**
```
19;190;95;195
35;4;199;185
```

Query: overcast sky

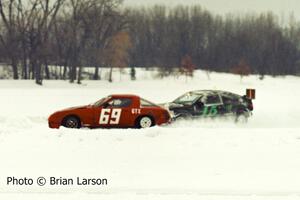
125;0;300;20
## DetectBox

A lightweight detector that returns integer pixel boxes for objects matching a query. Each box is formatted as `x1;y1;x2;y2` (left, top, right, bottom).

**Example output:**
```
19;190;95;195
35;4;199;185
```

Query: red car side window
107;98;132;108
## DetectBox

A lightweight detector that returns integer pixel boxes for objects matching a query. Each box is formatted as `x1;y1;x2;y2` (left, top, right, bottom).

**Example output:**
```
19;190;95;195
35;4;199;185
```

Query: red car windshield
92;96;111;106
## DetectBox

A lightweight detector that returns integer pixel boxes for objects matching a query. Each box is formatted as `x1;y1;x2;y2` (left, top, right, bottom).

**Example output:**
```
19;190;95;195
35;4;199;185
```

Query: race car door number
202;105;218;117
99;109;122;125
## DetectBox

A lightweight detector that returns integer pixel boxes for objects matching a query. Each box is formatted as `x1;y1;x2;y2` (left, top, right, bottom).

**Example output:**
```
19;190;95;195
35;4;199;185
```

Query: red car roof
110;94;140;98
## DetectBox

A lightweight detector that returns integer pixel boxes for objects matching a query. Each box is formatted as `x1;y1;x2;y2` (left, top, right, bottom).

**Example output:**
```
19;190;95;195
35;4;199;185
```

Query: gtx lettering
131;108;141;114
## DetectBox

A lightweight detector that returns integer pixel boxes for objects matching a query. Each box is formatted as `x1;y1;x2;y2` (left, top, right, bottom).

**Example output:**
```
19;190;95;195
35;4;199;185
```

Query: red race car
48;94;171;129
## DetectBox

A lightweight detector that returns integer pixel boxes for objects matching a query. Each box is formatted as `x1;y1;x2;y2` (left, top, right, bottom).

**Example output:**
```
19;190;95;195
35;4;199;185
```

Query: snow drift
0;70;300;199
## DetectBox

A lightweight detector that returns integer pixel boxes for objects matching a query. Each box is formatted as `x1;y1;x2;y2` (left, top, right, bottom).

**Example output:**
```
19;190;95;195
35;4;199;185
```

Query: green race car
165;90;254;123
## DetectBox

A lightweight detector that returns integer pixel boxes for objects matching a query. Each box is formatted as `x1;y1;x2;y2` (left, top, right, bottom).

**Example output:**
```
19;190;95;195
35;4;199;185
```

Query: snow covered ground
0;69;300;200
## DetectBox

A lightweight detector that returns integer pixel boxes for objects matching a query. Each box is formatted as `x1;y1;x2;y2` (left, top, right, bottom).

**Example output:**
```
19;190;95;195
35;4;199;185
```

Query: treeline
128;6;300;77
0;0;128;84
0;0;300;84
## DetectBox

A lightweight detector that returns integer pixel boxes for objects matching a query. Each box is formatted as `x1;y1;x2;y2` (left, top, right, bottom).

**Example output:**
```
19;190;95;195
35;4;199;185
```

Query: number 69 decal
99;109;122;125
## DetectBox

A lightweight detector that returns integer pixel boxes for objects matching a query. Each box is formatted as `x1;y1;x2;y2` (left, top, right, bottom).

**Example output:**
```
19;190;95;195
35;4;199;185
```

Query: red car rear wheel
136;116;154;128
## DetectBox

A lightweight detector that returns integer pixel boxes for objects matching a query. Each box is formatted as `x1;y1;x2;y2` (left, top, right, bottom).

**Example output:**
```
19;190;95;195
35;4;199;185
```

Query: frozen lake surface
0;70;300;199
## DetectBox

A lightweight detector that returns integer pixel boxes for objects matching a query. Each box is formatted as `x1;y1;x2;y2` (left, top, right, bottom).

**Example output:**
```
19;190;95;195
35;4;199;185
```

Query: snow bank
0;70;300;199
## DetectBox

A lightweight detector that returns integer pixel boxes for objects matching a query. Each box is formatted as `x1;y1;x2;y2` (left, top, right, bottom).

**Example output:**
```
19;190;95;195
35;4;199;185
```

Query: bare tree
230;58;251;82
0;0;21;79
30;0;65;84
83;0;127;80
105;31;132;82
180;54;195;81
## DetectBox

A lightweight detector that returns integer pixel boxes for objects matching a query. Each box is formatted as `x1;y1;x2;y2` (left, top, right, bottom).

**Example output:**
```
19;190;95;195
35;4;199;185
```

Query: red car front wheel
62;116;81;129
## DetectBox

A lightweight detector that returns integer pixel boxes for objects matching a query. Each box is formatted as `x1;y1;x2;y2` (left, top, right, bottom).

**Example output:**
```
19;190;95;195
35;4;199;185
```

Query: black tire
175;113;192;121
62;116;81;128
135;116;154;128
235;112;248;123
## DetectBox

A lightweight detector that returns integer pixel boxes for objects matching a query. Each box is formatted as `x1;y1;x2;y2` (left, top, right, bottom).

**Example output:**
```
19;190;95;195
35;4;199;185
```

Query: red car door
93;97;136;128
